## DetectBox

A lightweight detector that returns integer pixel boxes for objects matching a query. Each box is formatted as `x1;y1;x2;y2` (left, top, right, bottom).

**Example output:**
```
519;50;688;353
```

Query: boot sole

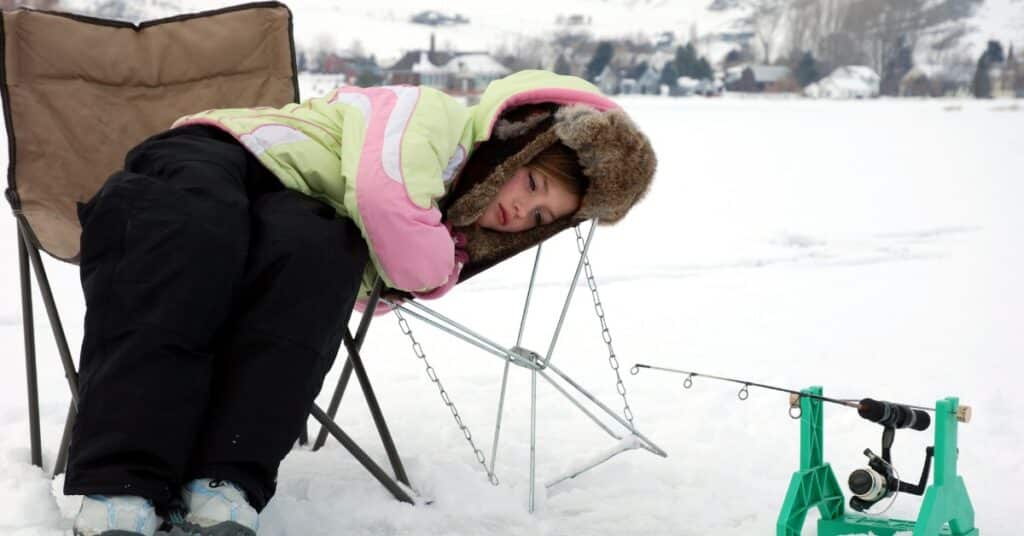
74;531;151;536
177;521;256;536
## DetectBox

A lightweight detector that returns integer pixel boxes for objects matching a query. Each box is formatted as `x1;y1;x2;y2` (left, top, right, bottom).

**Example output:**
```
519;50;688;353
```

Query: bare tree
784;0;818;59
788;0;981;78
741;0;787;63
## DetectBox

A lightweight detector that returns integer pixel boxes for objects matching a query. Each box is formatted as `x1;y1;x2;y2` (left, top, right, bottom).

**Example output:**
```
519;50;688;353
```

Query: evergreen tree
984;40;1005;64
674;44;698;78
586;42;614;82
553;53;572;76
881;35;914;96
695;58;713;80
659;60;679;88
794;51;820;87
972;54;992;98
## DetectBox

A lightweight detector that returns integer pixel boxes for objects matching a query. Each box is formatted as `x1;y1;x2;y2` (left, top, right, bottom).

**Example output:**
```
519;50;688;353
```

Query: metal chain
393;308;500;486
575;226;636;429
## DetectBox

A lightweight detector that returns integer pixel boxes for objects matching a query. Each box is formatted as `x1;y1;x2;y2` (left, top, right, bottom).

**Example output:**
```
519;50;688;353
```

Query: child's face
476;166;580;233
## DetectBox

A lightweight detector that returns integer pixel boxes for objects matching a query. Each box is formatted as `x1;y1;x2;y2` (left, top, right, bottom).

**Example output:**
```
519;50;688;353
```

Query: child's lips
498;204;507;226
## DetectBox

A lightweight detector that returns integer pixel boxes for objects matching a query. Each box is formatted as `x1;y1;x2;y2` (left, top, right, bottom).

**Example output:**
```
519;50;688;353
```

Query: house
619;62;661;95
442;53;511;95
386;48;455;87
384;35;508;95
725;64;791;92
594;65;622;95
673;76;723;97
314;53;383;85
636;63;662;94
805;66;880;99
900;65;944;97
673;76;700;96
991;47;1024;98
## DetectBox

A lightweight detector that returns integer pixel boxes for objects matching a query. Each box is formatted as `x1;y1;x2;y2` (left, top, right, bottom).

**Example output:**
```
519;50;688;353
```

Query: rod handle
956;405;972;423
789;393;800;408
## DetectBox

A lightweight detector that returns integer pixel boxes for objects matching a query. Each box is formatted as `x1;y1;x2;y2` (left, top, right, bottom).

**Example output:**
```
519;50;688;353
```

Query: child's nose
512;200;525;220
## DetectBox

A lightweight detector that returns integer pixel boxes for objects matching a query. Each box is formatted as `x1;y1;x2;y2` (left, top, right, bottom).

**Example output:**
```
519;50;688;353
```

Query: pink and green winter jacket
173;70;618;300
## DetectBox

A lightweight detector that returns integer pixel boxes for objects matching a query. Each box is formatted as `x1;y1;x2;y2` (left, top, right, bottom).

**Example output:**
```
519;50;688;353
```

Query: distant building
899;65;944;97
594;65;622;95
386;35;457;87
385;34;509;95
619;62;661;95
443;53;511;95
725;64;792;92
316;53;381;83
805;66;880;99
990;47;1023;98
673;76;723;97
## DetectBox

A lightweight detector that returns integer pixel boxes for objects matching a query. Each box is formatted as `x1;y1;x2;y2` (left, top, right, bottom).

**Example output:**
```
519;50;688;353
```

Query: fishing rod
631;362;974;516
630;363;941;426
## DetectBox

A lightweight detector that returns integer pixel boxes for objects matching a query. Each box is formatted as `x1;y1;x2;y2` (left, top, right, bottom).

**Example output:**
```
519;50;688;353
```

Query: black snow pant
63;125;368;513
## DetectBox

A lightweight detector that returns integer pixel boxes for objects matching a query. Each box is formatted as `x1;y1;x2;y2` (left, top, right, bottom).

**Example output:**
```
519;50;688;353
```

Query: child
67;69;655;536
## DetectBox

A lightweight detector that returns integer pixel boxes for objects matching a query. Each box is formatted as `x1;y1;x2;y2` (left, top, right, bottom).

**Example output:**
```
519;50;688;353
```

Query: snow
412;52;446;74
806;66;882;99
2;81;1023;534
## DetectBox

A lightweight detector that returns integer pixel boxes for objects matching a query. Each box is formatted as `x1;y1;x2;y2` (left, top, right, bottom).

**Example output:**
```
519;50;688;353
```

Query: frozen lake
1;93;1021;535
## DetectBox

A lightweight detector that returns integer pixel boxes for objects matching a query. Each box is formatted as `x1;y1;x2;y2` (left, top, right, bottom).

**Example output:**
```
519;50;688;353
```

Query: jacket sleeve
332;85;471;294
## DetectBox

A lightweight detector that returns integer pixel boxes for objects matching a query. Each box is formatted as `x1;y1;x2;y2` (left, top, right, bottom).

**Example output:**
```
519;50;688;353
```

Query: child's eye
528;172;536;191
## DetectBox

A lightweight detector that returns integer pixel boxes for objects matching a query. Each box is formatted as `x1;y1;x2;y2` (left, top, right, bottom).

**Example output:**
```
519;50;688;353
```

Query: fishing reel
847;398;936;512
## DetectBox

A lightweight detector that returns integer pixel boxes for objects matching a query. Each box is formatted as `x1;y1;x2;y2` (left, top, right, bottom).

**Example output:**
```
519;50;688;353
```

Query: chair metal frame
314;219;667;511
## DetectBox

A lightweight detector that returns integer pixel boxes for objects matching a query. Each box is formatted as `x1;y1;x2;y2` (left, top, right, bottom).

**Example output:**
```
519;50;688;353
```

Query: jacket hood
443;71;656;280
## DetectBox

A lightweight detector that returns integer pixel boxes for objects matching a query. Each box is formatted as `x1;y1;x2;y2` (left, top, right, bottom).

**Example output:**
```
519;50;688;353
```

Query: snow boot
73;495;161;536
178;478;259;535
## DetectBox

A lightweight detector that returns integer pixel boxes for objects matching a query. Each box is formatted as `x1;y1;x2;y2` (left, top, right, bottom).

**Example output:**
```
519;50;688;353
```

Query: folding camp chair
2;2;416;506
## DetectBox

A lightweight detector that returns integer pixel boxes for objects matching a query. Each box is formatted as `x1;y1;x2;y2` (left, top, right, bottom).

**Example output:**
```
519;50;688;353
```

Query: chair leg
309;405;414;504
312;361;355;451
17;227;42;468
53;401;75;478
20;220;80;407
312;281;383;451
341;329;410;486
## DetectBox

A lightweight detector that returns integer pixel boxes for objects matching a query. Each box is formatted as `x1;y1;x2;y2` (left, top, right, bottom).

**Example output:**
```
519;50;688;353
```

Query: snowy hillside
58;0;739;65
54;0;1024;67
1;75;1022;533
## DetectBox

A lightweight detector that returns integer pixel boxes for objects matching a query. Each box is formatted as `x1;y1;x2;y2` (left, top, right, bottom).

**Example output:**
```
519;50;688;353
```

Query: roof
726;64;791;83
413;51;446;74
443;53;510;75
388;49;455;71
829;65;880;82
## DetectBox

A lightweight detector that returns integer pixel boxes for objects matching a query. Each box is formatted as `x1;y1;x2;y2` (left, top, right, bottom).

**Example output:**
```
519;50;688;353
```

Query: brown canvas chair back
2;2;299;263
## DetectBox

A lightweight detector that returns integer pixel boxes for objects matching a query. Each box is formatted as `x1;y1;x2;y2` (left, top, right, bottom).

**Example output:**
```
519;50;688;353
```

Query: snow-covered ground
1;90;1022;535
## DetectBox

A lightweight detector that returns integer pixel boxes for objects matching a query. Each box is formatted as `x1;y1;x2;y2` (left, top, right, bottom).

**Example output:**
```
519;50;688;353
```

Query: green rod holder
777;389;978;536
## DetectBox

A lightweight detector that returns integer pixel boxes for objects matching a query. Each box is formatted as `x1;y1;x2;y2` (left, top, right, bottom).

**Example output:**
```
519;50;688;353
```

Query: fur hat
444;104;656;280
